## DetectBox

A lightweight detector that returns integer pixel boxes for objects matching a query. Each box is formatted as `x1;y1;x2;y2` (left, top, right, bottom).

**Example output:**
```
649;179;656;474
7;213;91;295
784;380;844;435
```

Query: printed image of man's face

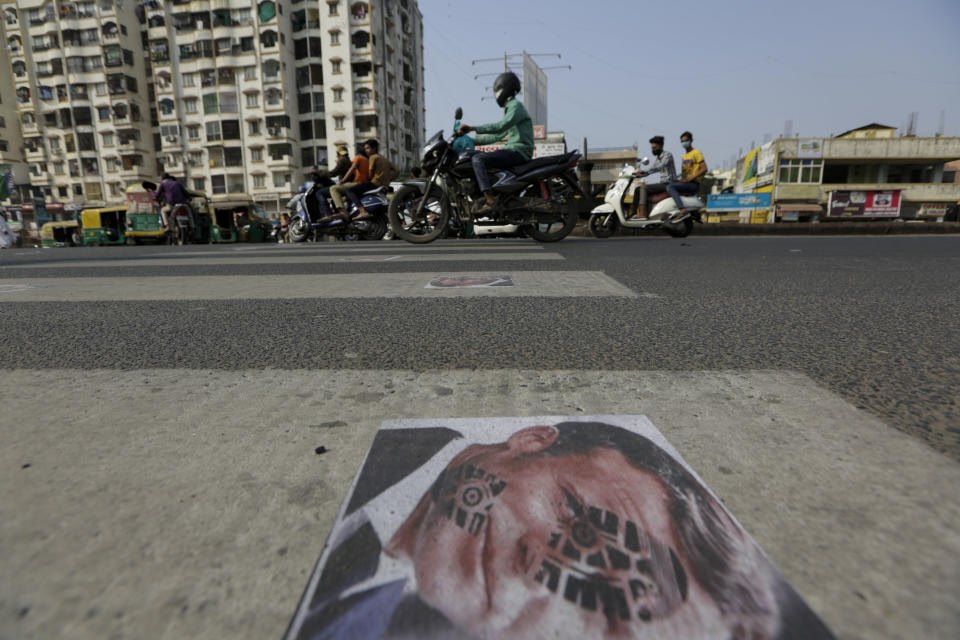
387;426;749;639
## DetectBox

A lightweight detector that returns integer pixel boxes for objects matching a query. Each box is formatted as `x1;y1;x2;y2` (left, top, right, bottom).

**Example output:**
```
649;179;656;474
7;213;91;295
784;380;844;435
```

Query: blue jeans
470;149;526;193
665;181;699;210
315;186;332;218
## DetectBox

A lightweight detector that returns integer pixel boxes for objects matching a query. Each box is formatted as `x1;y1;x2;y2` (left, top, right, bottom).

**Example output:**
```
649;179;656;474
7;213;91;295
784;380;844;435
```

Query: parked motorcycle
287;181;389;242
588;160;703;238
387;108;583;244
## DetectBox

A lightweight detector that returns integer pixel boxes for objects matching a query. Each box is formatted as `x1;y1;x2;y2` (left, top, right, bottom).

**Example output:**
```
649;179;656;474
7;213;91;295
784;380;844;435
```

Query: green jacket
473;98;534;161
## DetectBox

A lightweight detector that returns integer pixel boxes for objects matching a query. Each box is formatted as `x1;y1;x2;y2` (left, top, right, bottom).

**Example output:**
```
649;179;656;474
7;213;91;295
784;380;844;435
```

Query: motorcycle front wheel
588;213;618;238
388;185;450;244
288;216;310;242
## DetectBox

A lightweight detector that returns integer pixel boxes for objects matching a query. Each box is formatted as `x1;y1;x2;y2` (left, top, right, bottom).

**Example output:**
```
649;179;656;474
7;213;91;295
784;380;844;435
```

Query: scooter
588;160;703;238
287;181;390;242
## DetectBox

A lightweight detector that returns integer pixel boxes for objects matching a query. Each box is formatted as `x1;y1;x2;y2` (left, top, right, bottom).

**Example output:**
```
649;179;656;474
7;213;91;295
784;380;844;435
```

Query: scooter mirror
639;157;651;166
454;107;463;120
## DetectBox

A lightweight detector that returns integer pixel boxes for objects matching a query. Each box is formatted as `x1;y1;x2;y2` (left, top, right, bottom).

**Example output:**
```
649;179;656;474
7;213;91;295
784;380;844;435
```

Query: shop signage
707;193;772;211
827;190;901;217
797;139;823;159
918;202;948;218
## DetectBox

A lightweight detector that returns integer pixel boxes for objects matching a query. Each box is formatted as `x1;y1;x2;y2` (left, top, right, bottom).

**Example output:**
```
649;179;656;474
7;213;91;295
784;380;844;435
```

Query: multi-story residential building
0;0;426;219
145;0;425;213
0;12;29;203
1;0;157;218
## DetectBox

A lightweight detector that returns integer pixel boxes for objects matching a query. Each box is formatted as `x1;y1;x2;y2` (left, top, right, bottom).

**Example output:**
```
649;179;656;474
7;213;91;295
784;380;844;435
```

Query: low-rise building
730;124;960;222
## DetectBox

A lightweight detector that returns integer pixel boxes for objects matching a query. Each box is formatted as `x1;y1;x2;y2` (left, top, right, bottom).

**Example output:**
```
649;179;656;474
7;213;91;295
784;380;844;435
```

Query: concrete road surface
1;236;958;640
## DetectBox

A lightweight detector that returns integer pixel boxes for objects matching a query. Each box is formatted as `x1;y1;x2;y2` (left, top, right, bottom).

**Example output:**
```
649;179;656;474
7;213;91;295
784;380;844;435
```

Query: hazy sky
418;0;960;169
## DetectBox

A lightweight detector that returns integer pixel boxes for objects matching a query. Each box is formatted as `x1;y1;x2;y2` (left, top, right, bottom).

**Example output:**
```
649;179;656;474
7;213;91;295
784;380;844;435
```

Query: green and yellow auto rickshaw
124;184;167;244
125;183;212;244
209;197;275;243
39;220;82;247
80;206;127;246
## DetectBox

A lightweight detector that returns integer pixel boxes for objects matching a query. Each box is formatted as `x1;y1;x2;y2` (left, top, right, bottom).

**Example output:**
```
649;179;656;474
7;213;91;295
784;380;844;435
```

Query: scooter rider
631;135;677;219
456;71;534;215
666;131;707;222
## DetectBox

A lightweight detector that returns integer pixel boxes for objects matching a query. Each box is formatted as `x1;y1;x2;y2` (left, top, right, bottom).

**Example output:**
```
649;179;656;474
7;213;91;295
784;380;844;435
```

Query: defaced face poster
285;416;835;640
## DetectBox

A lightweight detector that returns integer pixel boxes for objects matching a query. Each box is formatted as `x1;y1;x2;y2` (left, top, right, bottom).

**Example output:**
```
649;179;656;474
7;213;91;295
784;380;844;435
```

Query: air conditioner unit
268;126;279;136
165;135;178;143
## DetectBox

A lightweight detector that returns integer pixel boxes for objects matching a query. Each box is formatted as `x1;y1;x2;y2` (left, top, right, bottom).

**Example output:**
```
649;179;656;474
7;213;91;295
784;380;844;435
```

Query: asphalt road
3;236;958;460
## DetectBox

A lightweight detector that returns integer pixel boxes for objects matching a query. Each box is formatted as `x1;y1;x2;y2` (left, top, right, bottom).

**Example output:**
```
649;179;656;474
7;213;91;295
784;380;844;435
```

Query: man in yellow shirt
665;131;707;222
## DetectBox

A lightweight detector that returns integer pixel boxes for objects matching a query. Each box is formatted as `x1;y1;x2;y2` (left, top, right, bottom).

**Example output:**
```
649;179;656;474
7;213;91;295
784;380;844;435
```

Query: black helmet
493;71;521;108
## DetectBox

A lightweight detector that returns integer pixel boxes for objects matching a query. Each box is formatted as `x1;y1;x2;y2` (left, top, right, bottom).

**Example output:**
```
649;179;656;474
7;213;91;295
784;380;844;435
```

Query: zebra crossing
1;240;957;640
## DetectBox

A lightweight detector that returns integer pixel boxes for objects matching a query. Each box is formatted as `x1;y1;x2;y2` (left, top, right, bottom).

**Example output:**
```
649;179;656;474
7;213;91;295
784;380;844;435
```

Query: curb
570;220;960;237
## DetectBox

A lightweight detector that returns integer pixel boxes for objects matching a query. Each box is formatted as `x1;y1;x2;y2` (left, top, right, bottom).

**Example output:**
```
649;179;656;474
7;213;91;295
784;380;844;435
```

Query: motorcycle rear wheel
360;215;387;241
588;213;618;238
388;185;449;244
522;178;581;242
665;218;693;238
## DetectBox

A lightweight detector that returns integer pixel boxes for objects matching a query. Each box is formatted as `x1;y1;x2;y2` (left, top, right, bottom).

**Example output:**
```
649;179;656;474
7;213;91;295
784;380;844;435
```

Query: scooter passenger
631;135;677;219
666;131;707;223
456;71;534;215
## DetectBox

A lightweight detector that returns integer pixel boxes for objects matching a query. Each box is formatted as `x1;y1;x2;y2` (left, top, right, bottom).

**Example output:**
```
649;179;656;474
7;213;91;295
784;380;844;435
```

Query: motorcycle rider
456;71;534;215
665;131;707;222
632;135;677;219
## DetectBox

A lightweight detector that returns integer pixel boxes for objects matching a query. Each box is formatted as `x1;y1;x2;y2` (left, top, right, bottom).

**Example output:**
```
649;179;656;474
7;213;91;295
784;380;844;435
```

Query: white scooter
588;160;703;238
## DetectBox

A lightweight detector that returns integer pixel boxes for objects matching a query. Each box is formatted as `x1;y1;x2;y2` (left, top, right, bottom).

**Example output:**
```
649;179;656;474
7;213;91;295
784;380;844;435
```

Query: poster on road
285;415;835;640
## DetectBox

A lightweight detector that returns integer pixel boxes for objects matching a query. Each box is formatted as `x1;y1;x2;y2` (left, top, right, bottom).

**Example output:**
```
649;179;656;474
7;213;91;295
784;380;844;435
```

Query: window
778;159;822;184
206;121;222;142
211;175;226;194
182;73;195;87
219;92;238;113
54;163;64;176
328;1;339;16
333;87;343;102
97;106;111;121
331;59;341;74
222;120;240;140
251;148;263;161
187;124;201;139
224;147;243;166
334;115;344;129
253;174;265;188
193;178;205;191
248;120;261;135
94;83;107;96
244;66;257;80
330;30;340;45
101;132;114;146
203;93;218;114
246;93;259;107
184;98;198;114
58;186;68;197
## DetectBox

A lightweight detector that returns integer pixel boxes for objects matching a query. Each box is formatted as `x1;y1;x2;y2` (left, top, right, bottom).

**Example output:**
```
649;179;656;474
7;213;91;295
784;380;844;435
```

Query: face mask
681;140;692;150
652;148;662;156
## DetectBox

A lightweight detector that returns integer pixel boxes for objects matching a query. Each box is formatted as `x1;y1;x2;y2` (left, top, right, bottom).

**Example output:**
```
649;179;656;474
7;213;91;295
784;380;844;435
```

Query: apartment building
0;0;425;219
0;19;28;201
2;0;157;215
146;0;425;213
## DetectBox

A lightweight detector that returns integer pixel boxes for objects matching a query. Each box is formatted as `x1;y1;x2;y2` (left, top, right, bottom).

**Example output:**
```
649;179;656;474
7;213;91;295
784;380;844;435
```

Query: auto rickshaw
39;220;82;247
124;184;167;244
209;197;275;243
125;183;212;244
80;206;127;246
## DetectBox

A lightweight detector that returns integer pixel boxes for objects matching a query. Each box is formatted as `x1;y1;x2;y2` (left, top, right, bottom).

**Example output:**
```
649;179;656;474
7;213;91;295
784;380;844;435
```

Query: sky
417;0;960;169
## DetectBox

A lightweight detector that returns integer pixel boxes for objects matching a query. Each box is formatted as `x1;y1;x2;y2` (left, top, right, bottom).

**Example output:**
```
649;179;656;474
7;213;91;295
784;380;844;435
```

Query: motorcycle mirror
142;180;157;191
455;107;463;120
639;157;651;166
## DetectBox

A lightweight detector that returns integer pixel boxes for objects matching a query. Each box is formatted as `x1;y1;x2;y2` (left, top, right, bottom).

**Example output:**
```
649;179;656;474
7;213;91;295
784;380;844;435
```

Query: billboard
738;142;775;191
797;139;823;159
285;415;836;640
827;190;902;217
522;52;548;130
707;193;773;211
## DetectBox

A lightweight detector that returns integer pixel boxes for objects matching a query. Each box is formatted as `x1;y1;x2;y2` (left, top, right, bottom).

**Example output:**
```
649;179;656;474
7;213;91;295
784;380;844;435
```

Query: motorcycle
169;202;195;245
287;180;390;242
387;108;583;244
587;160;703;239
